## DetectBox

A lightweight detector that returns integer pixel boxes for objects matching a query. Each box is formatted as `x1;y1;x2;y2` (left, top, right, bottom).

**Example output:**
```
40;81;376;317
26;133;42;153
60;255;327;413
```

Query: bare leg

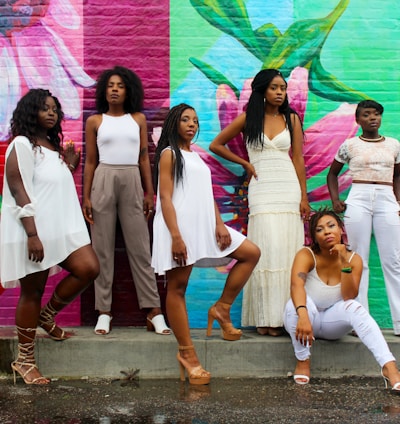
209;239;260;336
382;361;400;389
13;271;50;384
294;358;311;385
39;245;99;339
166;266;210;384
166;266;193;348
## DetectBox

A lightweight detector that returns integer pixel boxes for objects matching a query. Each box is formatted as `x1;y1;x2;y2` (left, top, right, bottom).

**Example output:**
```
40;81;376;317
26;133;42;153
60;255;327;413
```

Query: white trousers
283;297;395;367
344;184;400;334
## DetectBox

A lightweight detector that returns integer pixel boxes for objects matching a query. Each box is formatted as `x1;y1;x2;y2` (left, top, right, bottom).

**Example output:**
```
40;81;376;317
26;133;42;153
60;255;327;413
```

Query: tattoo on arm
298;272;307;282
139;147;148;156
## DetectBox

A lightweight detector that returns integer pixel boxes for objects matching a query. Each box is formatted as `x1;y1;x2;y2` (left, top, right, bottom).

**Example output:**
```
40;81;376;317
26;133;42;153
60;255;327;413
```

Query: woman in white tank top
83;66;170;336
283;209;400;392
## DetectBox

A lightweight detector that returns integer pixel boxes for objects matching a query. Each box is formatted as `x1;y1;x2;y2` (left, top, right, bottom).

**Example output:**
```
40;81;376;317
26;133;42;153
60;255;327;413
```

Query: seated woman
283;208;400;391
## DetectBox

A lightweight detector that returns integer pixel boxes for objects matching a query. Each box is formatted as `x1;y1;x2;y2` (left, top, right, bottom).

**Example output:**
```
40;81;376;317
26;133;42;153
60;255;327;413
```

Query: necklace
359;135;385;142
266;112;279;117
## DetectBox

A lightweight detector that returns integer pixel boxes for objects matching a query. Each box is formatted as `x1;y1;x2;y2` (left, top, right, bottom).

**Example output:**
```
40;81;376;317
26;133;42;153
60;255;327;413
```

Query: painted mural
171;0;400;328
0;0;398;328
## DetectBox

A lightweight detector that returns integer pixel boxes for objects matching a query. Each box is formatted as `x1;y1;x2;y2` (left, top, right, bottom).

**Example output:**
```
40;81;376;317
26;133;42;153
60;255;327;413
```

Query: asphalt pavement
1;375;400;423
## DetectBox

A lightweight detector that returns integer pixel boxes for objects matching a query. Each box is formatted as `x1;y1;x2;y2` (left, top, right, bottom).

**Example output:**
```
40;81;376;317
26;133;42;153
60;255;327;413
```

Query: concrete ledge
1;327;399;380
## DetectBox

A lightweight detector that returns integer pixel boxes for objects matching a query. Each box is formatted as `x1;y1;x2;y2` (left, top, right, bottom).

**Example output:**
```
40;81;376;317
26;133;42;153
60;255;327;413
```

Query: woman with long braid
210;69;310;336
152;104;260;385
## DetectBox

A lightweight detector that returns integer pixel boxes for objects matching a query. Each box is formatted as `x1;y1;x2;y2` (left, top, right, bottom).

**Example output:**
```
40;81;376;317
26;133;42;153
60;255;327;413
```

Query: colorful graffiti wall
0;0;399;328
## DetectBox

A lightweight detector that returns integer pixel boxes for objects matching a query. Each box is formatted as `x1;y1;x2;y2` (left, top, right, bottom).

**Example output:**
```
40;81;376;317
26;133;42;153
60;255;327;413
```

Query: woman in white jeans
327;99;400;335
283;209;400;390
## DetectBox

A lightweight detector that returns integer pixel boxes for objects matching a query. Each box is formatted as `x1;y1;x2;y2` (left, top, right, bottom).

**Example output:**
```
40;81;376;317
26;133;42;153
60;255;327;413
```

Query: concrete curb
1;327;399;380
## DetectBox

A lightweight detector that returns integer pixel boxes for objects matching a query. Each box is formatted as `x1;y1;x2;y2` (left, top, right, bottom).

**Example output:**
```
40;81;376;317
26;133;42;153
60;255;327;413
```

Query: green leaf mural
190;0;368;103
190;0;266;60
189;57;240;97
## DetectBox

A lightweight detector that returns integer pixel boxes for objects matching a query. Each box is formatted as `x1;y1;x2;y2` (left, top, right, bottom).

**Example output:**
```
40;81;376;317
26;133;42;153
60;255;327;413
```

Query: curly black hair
95;66;144;113
153;103;199;190
245;69;303;148
10;88;64;152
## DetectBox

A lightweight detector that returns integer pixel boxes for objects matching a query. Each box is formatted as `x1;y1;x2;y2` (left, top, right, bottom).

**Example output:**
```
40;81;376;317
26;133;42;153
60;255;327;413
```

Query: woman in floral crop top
327;100;400;336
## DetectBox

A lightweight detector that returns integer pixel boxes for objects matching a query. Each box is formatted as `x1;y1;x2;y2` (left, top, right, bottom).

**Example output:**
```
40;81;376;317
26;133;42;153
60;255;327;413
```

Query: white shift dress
241;129;304;328
151;148;246;275
0;136;90;287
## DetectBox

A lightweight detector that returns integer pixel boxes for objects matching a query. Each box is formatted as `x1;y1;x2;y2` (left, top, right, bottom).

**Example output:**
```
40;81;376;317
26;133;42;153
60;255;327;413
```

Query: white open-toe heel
381;369;400;393
147;314;171;335
293;374;310;385
94;314;112;335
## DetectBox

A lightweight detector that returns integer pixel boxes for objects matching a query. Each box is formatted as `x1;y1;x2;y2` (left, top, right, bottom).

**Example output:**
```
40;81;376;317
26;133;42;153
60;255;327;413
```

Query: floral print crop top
335;136;400;183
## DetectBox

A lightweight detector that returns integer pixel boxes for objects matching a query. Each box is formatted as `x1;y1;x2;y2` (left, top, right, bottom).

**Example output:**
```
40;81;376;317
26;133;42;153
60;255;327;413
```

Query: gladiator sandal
39;292;70;341
11;326;50;385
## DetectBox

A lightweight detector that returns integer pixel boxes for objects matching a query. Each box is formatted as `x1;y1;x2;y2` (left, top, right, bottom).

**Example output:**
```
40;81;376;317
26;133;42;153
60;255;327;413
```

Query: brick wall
0;0;399;328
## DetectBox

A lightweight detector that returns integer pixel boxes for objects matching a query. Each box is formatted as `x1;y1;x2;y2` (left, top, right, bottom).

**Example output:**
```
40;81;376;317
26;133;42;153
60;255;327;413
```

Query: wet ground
1;375;400;423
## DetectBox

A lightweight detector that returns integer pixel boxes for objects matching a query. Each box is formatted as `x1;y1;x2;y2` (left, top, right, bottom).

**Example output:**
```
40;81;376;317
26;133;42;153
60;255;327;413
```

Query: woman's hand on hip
243;162;258;181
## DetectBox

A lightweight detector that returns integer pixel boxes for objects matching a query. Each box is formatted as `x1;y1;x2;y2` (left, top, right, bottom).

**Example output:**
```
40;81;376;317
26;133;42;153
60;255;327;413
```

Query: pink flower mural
153;67;359;241
0;0;94;141
213;67;359;212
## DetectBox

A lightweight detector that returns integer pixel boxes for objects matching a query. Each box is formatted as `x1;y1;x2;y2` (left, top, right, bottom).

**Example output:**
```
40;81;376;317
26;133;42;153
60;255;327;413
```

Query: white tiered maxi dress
152;148;246;276
241;129;304;328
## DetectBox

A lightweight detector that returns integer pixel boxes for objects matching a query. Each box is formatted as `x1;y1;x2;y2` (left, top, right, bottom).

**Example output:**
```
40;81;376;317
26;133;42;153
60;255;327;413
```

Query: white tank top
305;247;356;311
97;114;140;165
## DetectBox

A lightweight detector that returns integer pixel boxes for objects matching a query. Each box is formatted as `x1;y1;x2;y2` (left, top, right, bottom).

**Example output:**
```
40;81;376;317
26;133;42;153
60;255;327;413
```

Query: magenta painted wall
0;0;169;326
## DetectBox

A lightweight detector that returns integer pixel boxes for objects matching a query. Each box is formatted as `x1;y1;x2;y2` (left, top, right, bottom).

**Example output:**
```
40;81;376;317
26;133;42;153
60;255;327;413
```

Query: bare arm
290;114;310;219
393;163;400;204
82;115;100;224
327;159;346;213
135;112;155;218
6;147;43;262
209;113;257;180
329;244;362;300
290;248;314;346
158;149;187;266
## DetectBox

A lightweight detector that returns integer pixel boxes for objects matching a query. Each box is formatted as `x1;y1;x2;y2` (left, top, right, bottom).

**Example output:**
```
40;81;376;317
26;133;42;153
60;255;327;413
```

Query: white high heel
94;314;112;335
381;369;400;393
146;314;171;335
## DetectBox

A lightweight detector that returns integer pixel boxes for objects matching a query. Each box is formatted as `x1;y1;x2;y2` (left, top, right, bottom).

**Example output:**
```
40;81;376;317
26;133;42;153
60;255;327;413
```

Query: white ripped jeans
283;296;395;367
344;183;400;334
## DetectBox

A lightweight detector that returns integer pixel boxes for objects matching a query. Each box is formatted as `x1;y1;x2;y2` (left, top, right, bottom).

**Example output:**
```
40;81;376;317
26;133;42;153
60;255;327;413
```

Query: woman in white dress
1;89;99;384
210;69;310;336
152;104;260;385
283;209;400;390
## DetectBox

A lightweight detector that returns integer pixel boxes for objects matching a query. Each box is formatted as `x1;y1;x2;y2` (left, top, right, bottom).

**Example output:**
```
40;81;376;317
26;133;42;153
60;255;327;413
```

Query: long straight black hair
245;69;301;148
153;103;199;190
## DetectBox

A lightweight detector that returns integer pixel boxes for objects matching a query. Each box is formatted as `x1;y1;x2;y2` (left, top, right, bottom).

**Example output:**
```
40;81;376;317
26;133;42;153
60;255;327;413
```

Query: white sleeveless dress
241;129;304;328
152;148;246;275
1;136;90;286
